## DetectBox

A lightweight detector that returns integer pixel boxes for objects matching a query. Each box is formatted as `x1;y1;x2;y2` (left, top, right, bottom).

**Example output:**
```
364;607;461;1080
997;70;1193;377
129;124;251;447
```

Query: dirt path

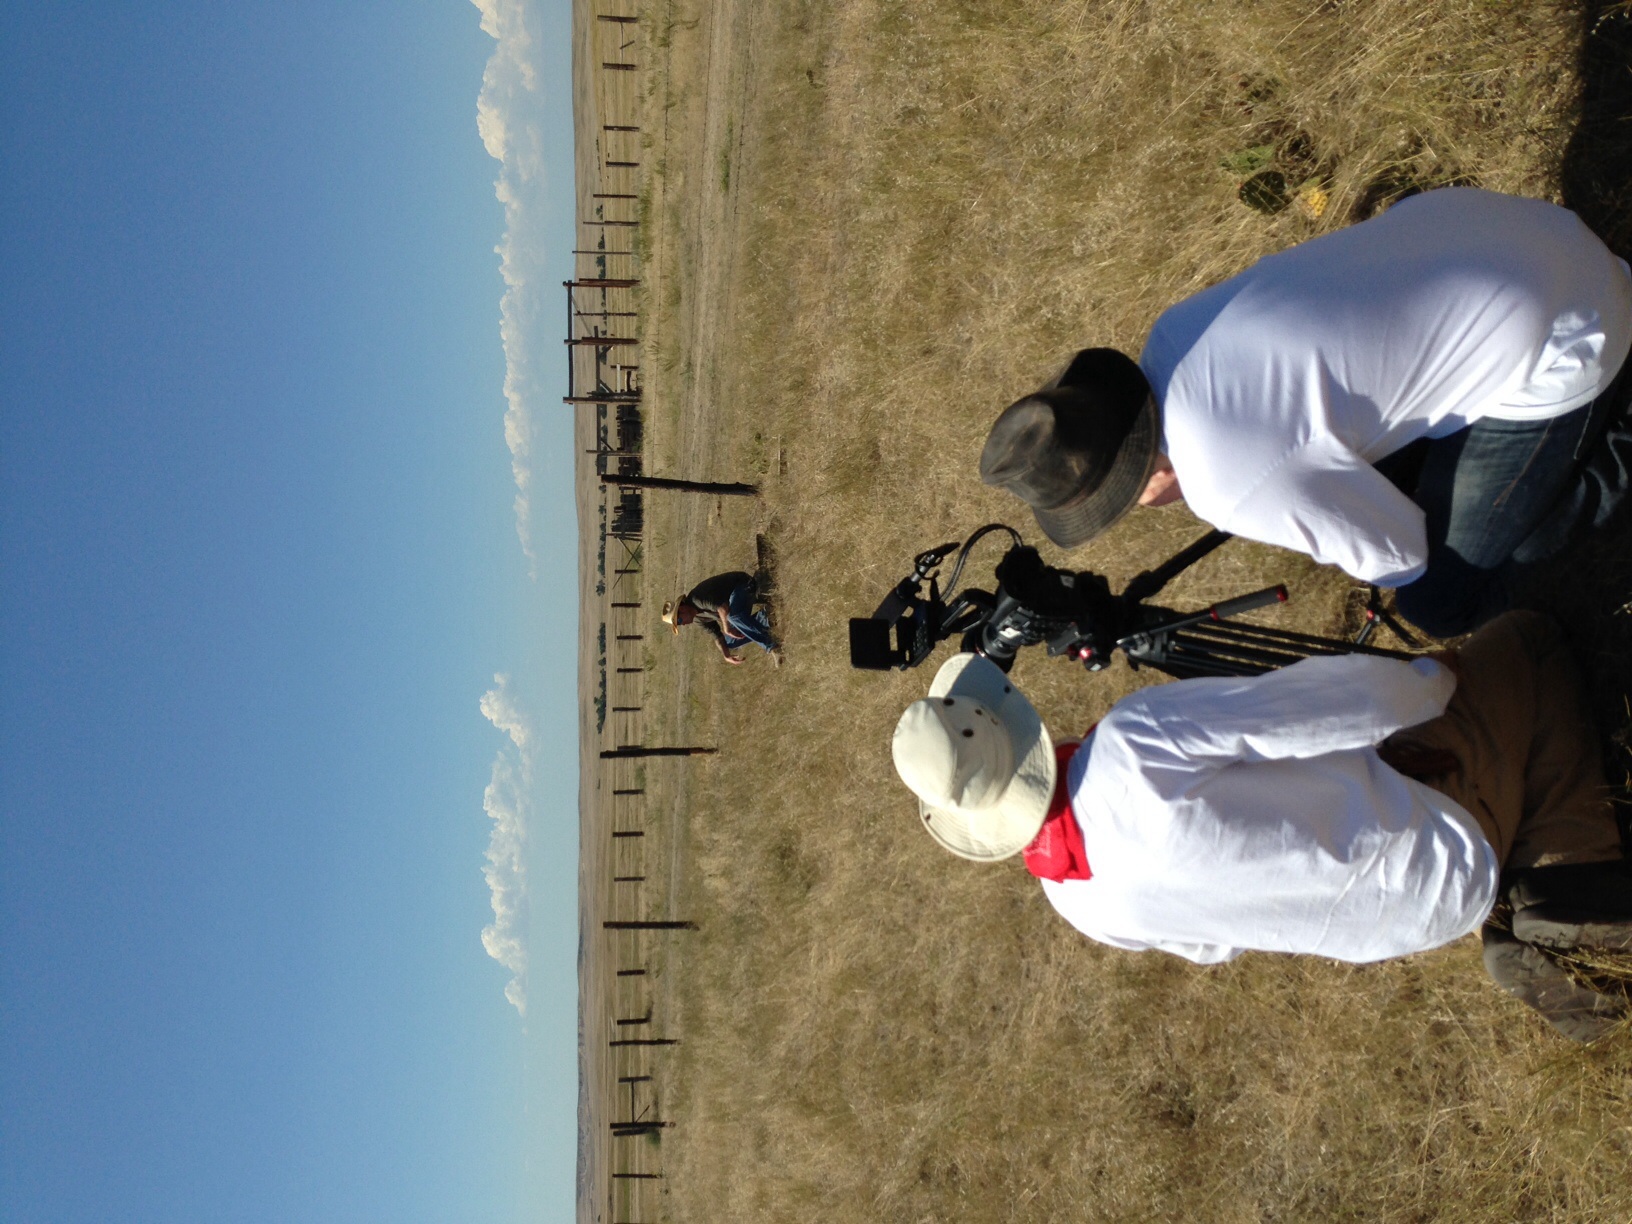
657;0;764;962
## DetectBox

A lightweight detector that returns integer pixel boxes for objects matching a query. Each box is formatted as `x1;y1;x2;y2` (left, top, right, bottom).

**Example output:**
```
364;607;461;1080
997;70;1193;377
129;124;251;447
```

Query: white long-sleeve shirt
1040;653;1499;964
1139;188;1632;585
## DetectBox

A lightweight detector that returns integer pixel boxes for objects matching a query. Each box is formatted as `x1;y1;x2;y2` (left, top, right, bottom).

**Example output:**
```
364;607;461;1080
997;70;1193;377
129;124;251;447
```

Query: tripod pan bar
1117;586;1287;653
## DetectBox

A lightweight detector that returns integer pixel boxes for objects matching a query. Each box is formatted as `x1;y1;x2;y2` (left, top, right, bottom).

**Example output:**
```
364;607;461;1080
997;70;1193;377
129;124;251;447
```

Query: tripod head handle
1114;584;1288;653
1210;585;1289;619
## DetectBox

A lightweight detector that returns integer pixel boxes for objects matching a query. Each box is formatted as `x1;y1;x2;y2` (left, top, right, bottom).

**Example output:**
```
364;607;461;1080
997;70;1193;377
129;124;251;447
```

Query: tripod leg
1378;608;1423;648
1356;587;1379;646
1360;585;1423;648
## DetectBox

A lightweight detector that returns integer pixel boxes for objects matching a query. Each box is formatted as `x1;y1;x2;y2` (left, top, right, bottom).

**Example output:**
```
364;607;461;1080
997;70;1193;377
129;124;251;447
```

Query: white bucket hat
891;653;1056;861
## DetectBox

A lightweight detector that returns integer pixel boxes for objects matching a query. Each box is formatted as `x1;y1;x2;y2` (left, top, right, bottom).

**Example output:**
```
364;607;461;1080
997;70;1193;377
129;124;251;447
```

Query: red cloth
1022;738;1092;882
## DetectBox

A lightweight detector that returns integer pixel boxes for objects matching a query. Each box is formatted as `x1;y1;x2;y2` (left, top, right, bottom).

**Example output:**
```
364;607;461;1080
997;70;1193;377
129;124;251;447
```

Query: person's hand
1426;648;1463;681
722;651;743;666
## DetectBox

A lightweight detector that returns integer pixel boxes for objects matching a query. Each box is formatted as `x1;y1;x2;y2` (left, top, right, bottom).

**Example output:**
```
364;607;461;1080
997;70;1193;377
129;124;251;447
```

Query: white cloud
481;673;533;1015
471;0;552;568
480;678;532;751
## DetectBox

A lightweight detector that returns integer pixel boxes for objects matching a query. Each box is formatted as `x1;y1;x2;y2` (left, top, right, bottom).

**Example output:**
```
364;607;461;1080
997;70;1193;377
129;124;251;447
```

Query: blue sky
1;4;577;1221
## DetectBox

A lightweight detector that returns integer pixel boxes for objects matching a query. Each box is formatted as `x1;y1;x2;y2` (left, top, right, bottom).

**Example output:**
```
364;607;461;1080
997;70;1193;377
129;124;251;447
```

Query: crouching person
891;611;1632;1041
660;570;782;668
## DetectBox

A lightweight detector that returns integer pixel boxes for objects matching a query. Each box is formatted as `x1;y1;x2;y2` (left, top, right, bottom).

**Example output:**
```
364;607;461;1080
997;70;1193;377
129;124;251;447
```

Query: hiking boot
1480;926;1628;1043
1510;904;1632;952
1507;860;1632;916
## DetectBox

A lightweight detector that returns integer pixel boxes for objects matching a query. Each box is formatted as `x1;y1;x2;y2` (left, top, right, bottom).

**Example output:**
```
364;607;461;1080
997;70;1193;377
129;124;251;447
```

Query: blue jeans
720;584;777;652
1394;406;1593;636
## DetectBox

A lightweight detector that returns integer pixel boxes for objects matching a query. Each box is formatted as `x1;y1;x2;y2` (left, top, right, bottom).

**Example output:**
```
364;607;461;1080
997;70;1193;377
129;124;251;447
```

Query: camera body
848;529;1127;674
970;546;1121;670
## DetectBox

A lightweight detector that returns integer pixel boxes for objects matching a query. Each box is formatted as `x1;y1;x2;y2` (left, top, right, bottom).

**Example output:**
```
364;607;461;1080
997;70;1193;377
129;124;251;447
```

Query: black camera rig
849;524;1414;680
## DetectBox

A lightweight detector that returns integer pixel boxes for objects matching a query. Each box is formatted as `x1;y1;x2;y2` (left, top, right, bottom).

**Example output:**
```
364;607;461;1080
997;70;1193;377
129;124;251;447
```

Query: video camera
850;525;1406;680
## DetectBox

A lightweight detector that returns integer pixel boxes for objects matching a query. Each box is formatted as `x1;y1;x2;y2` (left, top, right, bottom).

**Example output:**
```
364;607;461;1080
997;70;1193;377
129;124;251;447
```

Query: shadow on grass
1561;1;1632;259
1508;3;1632;846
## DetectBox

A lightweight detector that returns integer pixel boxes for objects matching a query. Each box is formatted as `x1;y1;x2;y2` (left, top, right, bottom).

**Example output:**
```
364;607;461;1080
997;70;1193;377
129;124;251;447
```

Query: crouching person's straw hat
660;598;685;634
892;653;1056;861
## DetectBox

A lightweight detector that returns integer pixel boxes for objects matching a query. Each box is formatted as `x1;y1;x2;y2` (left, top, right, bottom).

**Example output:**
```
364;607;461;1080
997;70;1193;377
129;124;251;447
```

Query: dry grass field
603;1;1632;1220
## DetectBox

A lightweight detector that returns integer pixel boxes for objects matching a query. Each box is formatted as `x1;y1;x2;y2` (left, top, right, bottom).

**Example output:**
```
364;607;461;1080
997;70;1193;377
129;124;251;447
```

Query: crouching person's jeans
1393;407;1592;637
721;584;777;652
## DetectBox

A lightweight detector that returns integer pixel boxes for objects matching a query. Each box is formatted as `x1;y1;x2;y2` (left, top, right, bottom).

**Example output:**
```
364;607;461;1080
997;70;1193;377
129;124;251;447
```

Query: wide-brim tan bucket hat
891;653;1056;861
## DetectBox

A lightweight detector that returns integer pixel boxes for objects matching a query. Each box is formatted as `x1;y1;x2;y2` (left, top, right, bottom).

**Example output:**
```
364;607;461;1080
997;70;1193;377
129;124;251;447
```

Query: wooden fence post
599;746;716;758
599;473;758;496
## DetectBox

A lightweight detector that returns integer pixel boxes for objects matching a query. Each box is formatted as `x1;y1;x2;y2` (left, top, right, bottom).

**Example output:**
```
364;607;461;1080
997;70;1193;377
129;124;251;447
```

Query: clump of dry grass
1555;946;1632;1001
618;1;1632;1220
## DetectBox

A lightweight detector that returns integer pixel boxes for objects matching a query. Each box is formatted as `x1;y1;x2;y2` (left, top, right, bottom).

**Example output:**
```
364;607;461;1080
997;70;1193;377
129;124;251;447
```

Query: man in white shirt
891;611;1632;1040
979;188;1632;636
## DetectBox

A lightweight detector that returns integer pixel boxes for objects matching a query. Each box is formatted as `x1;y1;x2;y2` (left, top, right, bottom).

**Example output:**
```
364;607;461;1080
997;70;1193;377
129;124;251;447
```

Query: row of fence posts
576;14;776;1220
580;16;669;1223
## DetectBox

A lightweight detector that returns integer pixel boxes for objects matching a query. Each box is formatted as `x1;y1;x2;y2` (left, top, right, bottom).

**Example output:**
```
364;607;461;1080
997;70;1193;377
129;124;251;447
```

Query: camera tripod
1094;529;1418;679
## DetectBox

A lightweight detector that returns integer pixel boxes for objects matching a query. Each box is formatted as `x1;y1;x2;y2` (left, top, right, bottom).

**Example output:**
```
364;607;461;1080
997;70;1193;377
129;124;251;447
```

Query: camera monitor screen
849;617;899;670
